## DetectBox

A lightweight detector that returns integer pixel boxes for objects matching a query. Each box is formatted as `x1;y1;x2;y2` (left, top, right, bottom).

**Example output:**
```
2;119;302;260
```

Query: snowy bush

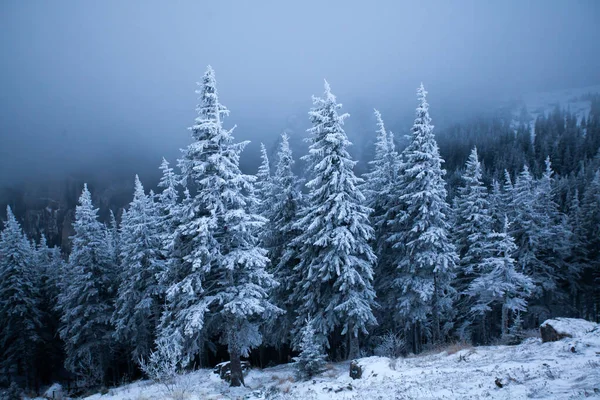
139;335;184;387
374;331;406;359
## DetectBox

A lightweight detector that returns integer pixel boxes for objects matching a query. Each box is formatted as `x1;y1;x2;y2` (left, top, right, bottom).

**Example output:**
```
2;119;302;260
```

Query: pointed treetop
160;157;170;171
259;143;270;172
412;83;433;139
417;83;429;108
543;156;553;177
79;183;92;206
201;65;217;90
470;146;479;161
280;132;291;153
5;205;15;222
503;170;513;188
134;174;144;196
191;65;229;136
374;109;387;142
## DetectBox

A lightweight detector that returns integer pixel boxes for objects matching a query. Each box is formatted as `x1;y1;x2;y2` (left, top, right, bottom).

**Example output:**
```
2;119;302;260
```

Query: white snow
82;328;600;400
541;318;599;338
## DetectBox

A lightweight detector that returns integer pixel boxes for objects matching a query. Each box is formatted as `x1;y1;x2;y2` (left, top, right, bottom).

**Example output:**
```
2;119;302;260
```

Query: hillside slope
82;325;600;400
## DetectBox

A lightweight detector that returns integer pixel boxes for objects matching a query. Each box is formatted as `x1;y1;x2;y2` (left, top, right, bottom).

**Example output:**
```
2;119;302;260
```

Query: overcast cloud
1;0;599;185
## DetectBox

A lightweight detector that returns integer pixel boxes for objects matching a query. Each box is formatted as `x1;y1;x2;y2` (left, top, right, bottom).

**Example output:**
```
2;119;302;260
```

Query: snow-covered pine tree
467;217;534;337
291;81;377;359
532;157;575;308
255;143;273;215
113;176;165;362
293;318;326;381
156;188;214;369
388;84;457;351
488;179;504;232
452;147;492;341
167;66;280;386
156;158;180;281
35;235;64;380
362;109;398;216
497;170;515;228
108;210;121;269
57;184;116;384
0;206;41;387
264;133;303;348
158;157;179;212
362;109;400;323
580;169;600;319
509;164;556;324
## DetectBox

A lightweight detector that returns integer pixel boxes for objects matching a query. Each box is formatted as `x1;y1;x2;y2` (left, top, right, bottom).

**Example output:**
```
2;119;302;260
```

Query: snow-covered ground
79;325;600;400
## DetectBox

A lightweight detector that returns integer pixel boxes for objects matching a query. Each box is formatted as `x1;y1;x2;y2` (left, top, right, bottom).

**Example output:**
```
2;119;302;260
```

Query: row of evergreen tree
1;67;599;391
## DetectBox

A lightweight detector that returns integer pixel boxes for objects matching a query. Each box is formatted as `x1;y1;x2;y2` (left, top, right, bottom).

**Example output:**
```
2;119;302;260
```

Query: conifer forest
1;1;599;398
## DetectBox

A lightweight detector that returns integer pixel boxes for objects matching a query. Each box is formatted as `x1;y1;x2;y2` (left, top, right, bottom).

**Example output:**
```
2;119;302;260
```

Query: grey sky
1;0;599;185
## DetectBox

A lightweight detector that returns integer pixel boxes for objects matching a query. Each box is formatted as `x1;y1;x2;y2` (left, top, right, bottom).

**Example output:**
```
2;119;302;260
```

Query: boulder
213;361;251;383
540;318;598;343
44;383;64;400
349;360;363;380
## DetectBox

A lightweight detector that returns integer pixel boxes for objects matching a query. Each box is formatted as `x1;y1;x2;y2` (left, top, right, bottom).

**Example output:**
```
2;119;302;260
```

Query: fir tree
510;164;562;323
113;176;165;362
57;184;115;383
580;170;600;320
265;133;303;348
388;84;457;351
468;217;534;337
291;81;377;359
452;147;492;341
362;109;400;323
0;206;41;386
293;319;326;381
167;66;280;386
35;235;64;382
255;142;273;216
533;158;574;307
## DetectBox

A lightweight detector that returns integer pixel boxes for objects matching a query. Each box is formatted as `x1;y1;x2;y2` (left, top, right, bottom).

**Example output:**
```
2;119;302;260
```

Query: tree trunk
348;331;359;360
432;273;441;344
501;305;509;337
229;346;244;387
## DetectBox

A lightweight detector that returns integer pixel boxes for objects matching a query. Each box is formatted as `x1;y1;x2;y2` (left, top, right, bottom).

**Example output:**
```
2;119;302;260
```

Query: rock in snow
540;318;599;343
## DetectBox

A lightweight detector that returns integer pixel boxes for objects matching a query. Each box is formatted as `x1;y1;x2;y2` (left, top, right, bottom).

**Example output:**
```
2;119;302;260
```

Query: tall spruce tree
362;110;400;324
0;206;41;387
467;217;534;337
57;184;115;383
265;133;303;348
452;147;493;341
166;66;280;386
35;235;64;383
388;84;457;351
113;176;165;362
255;143;273;215
580;170;600;320
533;158;575;311
291;81;377;359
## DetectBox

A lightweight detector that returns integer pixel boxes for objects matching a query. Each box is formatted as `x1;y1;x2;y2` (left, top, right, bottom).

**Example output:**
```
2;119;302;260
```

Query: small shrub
374;331;406;359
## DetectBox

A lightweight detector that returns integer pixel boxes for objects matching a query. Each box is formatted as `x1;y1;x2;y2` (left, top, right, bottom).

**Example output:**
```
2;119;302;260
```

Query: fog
1;0;599;186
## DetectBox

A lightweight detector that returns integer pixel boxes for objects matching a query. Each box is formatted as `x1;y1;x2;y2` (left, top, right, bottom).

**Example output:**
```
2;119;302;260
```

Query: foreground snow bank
84;329;600;400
